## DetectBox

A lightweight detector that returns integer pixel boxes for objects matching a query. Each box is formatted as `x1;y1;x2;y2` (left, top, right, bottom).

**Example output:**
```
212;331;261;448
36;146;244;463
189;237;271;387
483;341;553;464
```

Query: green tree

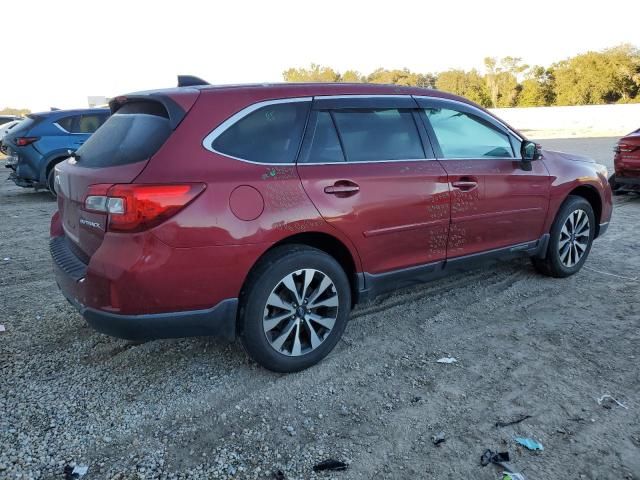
366;68;435;87
340;70;364;83
484;57;527;107
282;63;340;82
517;66;555;107
552;45;640;105
435;69;491;107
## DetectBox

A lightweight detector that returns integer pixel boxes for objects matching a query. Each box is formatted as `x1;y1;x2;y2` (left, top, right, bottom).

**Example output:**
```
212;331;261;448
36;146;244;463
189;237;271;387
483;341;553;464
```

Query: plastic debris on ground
313;459;348;472
502;473;527;480
481;450;527;479
597;394;629;410
481;450;510;467
63;464;89;479
431;431;446;446
514;437;544;451
0;325;5;333
436;357;457;364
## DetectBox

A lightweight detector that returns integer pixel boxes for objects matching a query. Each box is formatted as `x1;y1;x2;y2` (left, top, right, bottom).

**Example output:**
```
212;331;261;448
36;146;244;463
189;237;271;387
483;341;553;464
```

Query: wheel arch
567;184;603;237
240;231;362;312
41;151;72;183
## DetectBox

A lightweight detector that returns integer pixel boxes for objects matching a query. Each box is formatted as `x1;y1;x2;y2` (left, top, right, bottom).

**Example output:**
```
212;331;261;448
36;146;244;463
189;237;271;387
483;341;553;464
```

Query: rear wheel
239;245;351;372
532;195;595;278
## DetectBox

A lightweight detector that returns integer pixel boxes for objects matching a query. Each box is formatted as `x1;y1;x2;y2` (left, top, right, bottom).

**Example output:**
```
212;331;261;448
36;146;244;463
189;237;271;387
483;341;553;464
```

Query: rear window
211;101;310;164
76;102;171;168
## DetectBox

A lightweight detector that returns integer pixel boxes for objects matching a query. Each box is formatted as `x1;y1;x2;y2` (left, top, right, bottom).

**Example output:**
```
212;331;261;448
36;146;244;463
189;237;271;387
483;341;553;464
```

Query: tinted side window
425;108;513;159
74;114;106;133
56;116;75;132
307;112;345;163
331;109;424;162
212;102;310;164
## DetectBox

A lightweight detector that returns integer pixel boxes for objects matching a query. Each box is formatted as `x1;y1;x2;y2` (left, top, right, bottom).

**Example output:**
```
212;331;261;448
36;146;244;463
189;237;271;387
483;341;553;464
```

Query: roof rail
177;75;210;87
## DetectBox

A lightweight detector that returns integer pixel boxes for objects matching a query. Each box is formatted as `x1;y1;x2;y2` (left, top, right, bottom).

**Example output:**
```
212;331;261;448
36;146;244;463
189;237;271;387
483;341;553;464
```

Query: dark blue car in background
2;108;109;196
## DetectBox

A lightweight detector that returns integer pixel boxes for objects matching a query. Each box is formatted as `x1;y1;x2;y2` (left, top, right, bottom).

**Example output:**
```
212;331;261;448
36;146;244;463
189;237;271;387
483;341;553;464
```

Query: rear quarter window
211;101;311;164
76;102;171;168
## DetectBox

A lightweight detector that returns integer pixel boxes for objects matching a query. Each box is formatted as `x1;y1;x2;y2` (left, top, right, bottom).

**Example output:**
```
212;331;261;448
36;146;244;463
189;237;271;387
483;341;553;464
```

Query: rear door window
76;102;172;167
331;109;425;162
211;101;311;164
74;114;108;133
424;107;514;159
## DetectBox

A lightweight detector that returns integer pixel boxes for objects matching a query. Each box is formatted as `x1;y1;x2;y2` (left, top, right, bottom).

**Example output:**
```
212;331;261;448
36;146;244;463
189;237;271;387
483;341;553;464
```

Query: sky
2;0;639;113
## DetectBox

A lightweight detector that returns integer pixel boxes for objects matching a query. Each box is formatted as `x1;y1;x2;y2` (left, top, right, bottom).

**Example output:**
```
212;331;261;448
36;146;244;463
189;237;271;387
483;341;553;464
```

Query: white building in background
87;96;109;107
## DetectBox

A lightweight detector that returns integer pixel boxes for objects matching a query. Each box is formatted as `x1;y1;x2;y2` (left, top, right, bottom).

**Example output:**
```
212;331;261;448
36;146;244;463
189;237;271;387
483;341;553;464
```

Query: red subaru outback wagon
50;80;612;372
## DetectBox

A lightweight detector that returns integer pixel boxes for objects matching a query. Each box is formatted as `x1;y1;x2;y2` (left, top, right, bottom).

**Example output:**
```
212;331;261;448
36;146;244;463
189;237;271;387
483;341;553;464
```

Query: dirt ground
1;141;639;480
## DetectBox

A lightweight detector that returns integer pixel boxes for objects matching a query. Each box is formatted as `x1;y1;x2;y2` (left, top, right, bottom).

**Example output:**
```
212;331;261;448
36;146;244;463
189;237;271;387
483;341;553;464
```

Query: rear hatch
56;91;199;259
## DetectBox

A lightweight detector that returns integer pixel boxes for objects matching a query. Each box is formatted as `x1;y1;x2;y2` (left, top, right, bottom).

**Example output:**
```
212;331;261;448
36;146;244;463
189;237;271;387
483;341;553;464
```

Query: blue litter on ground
514;437;544;451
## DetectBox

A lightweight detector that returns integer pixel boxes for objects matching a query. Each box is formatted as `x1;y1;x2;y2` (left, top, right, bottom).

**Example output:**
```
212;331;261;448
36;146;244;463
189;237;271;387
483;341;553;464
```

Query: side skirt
356;234;549;303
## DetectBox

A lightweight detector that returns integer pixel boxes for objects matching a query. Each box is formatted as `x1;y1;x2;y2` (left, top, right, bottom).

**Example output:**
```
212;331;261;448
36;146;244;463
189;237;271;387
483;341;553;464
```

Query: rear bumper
598;222;609;238
62;290;238;341
615;175;640;186
50;232;243;342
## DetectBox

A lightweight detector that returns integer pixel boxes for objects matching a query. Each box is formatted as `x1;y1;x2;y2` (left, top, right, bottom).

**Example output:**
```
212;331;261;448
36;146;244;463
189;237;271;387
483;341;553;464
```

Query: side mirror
520;141;541;171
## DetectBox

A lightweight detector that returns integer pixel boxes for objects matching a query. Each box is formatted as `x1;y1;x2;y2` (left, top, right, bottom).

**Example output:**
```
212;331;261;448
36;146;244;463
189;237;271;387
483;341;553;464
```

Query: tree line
0;107;31;116
283;44;640;108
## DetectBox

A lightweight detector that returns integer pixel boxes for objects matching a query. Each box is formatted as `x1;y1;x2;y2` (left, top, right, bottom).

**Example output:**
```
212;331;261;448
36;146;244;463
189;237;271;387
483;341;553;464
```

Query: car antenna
177;75;210;87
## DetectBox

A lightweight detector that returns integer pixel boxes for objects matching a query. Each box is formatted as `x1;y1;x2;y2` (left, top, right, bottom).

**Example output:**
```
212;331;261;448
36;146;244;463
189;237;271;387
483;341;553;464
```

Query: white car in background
0;119;24;151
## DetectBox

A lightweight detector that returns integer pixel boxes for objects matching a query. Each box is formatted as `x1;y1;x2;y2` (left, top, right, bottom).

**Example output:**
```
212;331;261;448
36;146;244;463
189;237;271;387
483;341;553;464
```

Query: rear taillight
617;143;638;153
84;183;206;232
15;137;39;146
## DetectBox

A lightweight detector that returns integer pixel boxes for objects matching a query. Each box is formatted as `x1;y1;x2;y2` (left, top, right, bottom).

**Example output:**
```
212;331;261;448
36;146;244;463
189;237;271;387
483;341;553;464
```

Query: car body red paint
612;128;640;192
49;82;613;360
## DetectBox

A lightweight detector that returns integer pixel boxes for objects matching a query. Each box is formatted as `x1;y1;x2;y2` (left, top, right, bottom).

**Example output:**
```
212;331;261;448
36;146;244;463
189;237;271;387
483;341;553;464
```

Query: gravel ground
1;144;639;480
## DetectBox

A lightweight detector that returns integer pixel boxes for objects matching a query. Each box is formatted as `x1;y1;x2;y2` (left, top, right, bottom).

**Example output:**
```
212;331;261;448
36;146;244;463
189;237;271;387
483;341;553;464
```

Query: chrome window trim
312;94;414;100
299;158;433;166
53;122;70;133
202;97;312;165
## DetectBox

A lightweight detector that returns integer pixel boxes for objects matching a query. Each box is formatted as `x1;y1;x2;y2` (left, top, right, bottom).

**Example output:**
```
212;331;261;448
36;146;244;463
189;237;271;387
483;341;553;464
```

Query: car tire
532;195;595;278
47;167;57;198
239;245;351;373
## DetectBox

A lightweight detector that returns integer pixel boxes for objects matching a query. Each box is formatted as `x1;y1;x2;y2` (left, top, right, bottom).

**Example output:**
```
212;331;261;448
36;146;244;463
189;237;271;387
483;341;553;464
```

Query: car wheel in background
47;167;58;198
239;245;351;373
532;195;595;278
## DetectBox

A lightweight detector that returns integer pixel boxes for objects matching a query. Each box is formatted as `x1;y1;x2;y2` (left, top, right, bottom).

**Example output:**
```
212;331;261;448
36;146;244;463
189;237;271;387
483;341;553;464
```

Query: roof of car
30;107;110;118
195;82;466;100
129;82;474;106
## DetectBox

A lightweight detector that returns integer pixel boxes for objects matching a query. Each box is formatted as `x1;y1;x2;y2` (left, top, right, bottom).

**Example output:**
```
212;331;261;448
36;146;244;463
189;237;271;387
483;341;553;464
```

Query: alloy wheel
263;269;339;356
558;209;590;267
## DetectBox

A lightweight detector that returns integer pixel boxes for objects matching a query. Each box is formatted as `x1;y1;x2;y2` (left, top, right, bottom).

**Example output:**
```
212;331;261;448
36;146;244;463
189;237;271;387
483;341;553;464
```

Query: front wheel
239;245;351;372
532;195;595;278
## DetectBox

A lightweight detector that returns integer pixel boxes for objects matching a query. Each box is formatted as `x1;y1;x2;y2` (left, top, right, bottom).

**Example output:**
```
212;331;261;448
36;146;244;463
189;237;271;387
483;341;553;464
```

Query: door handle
451;178;478;191
324;181;360;196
